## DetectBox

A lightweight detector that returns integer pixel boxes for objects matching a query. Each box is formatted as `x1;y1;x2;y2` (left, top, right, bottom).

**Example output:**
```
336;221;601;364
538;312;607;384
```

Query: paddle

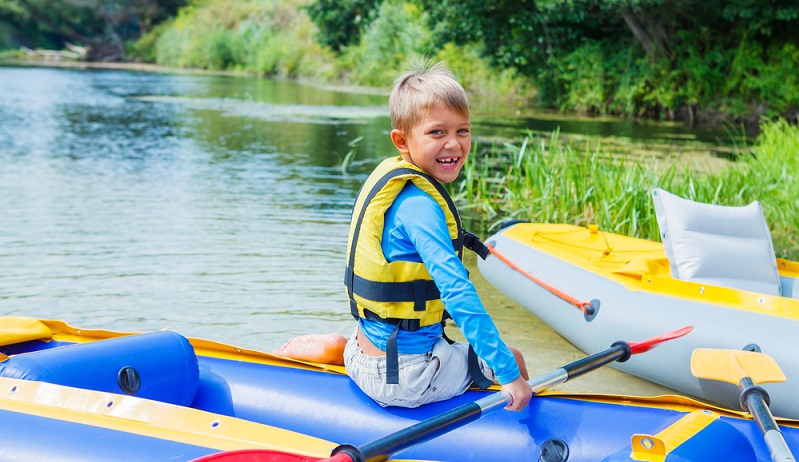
691;348;795;462
195;326;692;462
326;325;693;462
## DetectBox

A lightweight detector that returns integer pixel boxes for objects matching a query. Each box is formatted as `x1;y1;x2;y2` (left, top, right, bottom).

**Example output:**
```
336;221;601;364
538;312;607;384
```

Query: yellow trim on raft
0;376;335;456
500;223;799;320
538;391;799;425
0;316;502;392
630;411;718;462
26;318;350;375
8;316;799;426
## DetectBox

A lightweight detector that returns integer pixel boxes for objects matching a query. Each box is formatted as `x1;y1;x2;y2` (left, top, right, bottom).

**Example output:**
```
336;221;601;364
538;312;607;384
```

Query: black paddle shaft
563;341;632;379
331;341;633;462
331;402;483;462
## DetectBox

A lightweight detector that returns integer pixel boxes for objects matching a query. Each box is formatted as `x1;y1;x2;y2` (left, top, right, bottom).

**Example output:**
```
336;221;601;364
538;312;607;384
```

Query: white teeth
437;157;457;164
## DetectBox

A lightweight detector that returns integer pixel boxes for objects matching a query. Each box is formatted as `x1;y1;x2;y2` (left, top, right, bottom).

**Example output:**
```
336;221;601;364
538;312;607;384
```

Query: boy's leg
424;340;495;402
273;333;347;365
509;346;530;380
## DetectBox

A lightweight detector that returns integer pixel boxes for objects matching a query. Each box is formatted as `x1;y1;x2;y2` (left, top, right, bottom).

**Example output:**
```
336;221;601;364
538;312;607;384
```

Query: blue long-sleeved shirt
358;182;521;385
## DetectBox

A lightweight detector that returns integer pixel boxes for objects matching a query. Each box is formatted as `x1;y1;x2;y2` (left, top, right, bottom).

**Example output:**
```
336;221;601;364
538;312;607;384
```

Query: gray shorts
343;328;494;408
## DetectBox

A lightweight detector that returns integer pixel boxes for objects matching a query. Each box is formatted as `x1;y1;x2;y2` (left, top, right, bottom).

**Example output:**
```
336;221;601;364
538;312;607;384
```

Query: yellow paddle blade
691;348;786;385
0;352;7;362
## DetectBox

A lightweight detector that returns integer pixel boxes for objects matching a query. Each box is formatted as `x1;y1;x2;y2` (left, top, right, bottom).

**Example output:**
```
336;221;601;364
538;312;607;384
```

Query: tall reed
456;119;799;260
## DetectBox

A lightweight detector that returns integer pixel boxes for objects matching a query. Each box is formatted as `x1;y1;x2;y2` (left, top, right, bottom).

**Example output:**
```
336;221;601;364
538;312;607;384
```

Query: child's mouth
436;157;459;168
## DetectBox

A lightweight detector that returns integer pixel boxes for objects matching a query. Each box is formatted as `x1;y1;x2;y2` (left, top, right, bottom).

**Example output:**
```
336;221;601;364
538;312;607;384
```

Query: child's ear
390;129;410;154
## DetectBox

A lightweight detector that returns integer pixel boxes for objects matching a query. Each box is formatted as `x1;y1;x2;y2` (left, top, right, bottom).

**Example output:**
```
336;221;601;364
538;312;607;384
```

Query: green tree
413;0;799;120
0;0;185;59
306;0;380;51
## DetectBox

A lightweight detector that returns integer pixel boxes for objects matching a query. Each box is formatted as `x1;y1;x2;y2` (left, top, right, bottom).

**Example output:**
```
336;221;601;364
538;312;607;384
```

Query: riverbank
5;58;743;152
2;57;261;78
2;57;393;97
5;0;798;126
132;0;799;126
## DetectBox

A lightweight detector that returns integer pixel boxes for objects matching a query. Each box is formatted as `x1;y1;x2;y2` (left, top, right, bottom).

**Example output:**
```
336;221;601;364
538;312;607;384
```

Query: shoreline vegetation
2;1;797;258
455;119;799;261
3;0;797;127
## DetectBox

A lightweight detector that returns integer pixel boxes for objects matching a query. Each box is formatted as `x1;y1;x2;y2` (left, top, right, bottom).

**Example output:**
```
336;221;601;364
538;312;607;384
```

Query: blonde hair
389;57;469;134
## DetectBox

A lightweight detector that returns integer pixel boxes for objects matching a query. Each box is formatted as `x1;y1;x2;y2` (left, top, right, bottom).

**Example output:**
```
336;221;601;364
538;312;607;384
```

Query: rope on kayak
486;242;596;316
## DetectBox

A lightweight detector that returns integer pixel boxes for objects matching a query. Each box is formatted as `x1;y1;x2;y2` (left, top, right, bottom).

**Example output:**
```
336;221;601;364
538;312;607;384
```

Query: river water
0;66;735;395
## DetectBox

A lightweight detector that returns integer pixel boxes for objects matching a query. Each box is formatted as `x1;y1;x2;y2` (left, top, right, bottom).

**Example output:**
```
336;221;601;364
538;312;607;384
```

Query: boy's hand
502;376;533;411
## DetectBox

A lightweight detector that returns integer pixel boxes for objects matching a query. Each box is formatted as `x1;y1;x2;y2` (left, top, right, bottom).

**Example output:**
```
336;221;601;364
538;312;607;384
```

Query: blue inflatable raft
1;317;798;461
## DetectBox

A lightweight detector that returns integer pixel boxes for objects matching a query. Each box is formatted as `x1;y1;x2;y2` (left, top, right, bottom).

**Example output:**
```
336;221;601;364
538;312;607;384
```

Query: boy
343;59;532;411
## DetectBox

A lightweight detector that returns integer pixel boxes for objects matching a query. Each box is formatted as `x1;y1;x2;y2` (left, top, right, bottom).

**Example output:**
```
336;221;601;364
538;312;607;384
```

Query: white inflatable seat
651;188;781;296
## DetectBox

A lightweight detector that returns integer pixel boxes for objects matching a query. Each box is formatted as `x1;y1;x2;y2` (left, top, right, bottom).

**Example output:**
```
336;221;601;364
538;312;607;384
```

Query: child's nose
444;136;459;150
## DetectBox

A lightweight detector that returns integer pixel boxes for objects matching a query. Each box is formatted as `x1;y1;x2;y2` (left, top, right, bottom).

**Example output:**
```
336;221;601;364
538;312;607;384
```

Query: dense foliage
130;0;338;79
127;0;534;100
304;0;799;122
3;0;798;122
0;0;185;60
407;0;799;123
305;0;380;51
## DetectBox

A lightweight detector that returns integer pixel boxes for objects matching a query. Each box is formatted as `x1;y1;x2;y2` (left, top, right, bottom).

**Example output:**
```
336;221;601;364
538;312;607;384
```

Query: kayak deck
497;223;799;316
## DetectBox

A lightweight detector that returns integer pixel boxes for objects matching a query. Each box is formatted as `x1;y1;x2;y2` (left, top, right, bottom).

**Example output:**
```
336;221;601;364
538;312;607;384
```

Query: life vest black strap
462;230;490;260
357;308;423;332
440;317;455;345
468;345;494;389
386;324;400;384
345;269;440;310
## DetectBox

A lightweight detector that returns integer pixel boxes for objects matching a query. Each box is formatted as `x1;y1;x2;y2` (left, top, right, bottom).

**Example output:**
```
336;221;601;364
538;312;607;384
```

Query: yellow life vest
344;156;464;328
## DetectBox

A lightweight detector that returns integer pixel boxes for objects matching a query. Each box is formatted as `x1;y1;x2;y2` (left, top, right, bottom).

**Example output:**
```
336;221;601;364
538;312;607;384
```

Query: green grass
455;119;799;260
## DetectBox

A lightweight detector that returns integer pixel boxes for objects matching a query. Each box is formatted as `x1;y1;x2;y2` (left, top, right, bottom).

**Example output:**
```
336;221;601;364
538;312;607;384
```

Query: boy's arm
392;190;521;385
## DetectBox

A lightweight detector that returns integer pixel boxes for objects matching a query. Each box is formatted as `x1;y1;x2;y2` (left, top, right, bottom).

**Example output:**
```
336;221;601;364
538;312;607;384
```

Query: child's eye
458;128;470;134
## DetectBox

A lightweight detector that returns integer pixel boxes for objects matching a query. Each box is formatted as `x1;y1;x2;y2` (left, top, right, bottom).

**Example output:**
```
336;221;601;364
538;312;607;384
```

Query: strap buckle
462;231;490;260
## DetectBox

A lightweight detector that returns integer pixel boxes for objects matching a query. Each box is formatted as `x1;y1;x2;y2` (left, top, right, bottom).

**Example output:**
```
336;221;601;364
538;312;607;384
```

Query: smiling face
390;103;471;184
